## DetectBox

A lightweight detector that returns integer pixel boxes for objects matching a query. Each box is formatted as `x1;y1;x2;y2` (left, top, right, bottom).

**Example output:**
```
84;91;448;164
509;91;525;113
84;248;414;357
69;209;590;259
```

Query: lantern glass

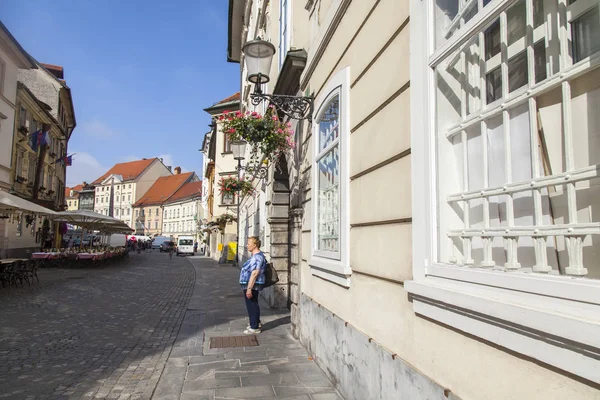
242;39;276;84
231;140;247;160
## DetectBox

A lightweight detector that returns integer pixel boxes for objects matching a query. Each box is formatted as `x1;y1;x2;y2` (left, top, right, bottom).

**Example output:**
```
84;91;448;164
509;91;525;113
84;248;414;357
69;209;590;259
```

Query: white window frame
407;0;600;384
278;0;292;69
309;67;351;287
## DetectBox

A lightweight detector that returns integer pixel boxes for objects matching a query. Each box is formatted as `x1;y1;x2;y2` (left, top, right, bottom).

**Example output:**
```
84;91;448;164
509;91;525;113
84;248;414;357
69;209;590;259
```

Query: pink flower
228;129;236;133
272;116;278;121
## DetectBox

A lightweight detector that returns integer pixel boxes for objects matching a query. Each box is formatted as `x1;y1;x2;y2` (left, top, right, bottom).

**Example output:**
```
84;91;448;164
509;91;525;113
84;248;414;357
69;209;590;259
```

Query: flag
29;129;41;151
37;130;49;147
65;155;72;166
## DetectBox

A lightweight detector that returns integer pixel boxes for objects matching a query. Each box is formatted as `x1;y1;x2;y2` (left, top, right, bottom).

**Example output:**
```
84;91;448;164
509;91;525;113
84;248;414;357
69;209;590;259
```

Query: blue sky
3;0;240;186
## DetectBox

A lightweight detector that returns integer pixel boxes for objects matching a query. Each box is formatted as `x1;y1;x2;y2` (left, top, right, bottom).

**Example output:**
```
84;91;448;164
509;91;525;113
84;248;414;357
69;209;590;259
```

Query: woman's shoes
244;328;261;334
246;323;262;330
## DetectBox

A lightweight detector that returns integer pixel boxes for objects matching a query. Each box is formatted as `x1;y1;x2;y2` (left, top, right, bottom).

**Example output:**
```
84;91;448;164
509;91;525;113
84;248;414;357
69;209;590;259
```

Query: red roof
41;63;64;79
215;92;240;105
65;184;84;199
132;172;194;207
92;158;157;185
167;181;202;203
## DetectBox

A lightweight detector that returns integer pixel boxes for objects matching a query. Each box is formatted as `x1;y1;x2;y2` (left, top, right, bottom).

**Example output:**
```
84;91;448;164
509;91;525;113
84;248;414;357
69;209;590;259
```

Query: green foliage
219;106;295;163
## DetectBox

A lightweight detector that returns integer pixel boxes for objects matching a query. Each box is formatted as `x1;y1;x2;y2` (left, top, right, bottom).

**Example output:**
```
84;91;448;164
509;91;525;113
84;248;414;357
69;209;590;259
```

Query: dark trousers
243;289;260;329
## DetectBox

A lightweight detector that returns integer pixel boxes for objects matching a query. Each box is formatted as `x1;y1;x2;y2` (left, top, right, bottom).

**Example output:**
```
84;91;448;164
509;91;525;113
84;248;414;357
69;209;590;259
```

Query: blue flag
29;129;41;151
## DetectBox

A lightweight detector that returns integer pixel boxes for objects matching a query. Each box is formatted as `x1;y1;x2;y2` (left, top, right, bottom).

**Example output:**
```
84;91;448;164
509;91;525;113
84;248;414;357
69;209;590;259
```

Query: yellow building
7;76;74;256
65;184;83;211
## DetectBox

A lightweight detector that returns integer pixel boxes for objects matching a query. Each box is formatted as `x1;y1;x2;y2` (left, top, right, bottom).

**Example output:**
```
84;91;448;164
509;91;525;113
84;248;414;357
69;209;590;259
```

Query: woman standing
240;236;267;334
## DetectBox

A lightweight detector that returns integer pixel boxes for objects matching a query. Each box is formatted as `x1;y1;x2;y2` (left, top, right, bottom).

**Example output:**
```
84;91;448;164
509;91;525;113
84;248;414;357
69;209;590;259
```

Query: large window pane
485;19;501;60
317;146;340;252
572;8;600;62
507;0;526;46
318;96;340;151
508;51;528;92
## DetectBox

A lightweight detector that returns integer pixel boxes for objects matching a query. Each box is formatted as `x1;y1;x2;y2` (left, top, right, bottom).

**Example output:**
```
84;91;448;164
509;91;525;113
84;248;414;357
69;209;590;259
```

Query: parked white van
177;236;194;256
109;234;127;247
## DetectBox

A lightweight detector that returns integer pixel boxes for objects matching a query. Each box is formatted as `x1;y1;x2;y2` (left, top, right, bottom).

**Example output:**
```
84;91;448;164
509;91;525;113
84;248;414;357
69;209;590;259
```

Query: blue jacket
239;252;266;289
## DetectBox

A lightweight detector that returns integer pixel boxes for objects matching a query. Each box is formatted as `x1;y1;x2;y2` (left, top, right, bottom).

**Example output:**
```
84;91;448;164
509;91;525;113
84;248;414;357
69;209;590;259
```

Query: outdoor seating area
0;259;39;289
30;246;129;268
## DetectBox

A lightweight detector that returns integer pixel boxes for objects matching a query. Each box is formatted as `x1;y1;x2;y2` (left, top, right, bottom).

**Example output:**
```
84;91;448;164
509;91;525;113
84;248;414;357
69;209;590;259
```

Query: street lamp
242;38;314;122
231;140;246;266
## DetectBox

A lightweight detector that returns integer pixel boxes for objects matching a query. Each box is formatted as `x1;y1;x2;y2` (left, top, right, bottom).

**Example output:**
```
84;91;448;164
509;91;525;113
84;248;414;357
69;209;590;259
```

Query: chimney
174;166;181;175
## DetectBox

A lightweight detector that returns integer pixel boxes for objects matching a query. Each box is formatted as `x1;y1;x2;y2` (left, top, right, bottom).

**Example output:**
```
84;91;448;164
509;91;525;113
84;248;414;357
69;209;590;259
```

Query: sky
2;0;240;187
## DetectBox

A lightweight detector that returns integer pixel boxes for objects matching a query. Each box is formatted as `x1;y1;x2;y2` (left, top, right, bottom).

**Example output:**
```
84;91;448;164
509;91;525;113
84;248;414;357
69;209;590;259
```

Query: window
164;210;167;218
27;159;36;183
115;208;119;216
129;184;131;188
222;191;235;205
278;0;291;69
18;106;27;130
15;151;24;177
223;132;232;153
135;209;139;217
127;208;130;216
128;194;131;201
155;208;158;216
408;0;600;383
47;170;53;192
122;195;125;201
310;68;351;287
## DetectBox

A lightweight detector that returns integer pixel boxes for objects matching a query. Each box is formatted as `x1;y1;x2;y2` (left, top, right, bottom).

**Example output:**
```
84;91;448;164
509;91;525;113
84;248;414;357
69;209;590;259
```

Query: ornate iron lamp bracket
236;162;268;179
250;77;313;122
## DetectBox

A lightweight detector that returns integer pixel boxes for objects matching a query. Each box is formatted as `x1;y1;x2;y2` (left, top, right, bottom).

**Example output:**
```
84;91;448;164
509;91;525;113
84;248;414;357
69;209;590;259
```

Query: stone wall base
298;294;461;400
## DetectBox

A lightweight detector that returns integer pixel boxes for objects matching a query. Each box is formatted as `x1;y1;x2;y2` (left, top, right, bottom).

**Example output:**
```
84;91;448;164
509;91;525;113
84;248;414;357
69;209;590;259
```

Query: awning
0;190;57;216
51;210;134;233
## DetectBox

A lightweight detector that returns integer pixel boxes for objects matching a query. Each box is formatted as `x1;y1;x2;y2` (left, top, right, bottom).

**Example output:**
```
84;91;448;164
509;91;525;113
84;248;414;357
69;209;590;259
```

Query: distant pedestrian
240;236;266;334
193;241;198;254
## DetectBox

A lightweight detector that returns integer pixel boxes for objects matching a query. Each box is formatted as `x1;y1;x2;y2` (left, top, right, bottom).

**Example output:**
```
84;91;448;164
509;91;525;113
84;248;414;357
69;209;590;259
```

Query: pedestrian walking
193;241;198;254
240;236;266;334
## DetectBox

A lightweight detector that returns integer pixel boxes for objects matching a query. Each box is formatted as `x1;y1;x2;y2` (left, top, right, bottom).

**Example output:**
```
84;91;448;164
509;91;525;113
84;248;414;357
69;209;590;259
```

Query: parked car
177;236;194;256
160;241;175;252
152;236;171;250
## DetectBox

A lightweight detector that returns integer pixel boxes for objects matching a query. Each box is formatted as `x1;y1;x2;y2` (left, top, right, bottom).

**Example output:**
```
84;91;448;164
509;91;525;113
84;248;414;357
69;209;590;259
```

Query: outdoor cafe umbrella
51;210;133;233
0;189;57;216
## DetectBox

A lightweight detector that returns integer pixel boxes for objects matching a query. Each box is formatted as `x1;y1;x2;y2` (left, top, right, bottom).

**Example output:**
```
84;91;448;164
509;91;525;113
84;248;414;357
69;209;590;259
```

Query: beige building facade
227;0;600;399
92;158;172;229
204;94;242;262
0;23;36;258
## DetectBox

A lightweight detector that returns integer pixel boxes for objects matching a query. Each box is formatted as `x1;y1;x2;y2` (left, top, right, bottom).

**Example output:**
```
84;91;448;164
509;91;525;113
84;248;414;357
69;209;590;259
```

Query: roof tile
167;181;203;204
92;158;157;185
132;172;194;207
215;92;240;105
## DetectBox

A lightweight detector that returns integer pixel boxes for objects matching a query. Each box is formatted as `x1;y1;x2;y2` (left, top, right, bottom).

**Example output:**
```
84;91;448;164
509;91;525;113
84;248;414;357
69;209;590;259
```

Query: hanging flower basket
215;213;237;231
219;106;295;164
218;176;254;197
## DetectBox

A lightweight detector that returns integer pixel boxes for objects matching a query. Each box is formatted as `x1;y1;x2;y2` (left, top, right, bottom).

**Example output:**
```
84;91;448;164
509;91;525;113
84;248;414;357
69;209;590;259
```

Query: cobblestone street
0;251;195;400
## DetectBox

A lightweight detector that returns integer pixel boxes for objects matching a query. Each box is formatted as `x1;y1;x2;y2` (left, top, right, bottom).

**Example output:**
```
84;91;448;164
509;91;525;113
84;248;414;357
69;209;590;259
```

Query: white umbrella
52;210;132;233
0;190;57;215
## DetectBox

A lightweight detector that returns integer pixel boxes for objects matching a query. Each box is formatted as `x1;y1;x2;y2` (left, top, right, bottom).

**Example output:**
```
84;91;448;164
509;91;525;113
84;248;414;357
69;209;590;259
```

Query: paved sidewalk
0;251;194;399
153;256;342;400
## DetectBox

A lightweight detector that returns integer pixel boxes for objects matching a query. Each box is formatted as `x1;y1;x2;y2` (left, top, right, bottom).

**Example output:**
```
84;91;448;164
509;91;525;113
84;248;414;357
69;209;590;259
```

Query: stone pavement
153;256;343;400
0;250;194;399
